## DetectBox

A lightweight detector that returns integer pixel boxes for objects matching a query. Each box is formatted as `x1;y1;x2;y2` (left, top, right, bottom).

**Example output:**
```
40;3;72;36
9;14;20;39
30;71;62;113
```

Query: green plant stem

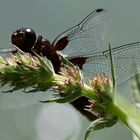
83;83;140;139
107;98;140;139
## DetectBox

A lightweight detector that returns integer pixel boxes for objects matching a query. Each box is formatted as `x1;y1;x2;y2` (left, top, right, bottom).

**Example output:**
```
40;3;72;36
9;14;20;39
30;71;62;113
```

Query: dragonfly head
11;28;36;53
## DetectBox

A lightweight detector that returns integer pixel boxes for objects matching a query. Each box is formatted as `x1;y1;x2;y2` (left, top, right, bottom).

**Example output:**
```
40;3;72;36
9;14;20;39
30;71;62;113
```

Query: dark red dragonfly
0;9;140;121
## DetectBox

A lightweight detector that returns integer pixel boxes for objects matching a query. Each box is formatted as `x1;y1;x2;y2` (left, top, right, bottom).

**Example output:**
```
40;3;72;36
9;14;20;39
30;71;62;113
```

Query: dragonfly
0;8;140;121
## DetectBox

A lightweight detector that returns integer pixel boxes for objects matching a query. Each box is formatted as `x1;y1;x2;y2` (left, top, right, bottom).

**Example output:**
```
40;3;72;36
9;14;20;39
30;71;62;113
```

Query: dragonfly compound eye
11;28;36;53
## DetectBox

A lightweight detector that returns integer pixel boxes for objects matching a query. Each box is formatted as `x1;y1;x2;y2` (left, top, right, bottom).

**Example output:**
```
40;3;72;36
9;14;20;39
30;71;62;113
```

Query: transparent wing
0;47;17;58
82;42;140;85
0;88;53;109
0;47;16;52
53;9;111;57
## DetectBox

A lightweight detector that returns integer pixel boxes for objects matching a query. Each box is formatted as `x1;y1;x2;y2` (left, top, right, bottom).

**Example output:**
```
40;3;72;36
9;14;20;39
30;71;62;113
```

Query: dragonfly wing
83;42;140;85
0;47;17;58
0;88;53;109
53;9;111;57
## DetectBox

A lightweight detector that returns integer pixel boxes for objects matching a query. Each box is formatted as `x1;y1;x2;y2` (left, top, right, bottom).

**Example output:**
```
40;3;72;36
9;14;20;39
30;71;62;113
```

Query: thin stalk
108;99;140;139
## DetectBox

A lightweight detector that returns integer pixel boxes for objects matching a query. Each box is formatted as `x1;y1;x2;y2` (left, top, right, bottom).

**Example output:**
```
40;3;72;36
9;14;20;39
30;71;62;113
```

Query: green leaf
84;117;118;140
108;43;116;91
40;89;82;103
84;118;107;140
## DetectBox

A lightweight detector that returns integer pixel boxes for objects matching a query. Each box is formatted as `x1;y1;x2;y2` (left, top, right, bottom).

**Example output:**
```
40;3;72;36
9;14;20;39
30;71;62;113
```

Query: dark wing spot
69;57;87;69
54;36;69;51
96;9;103;12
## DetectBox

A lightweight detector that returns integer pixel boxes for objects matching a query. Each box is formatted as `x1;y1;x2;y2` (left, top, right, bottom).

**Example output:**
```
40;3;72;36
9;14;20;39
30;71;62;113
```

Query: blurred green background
0;0;140;139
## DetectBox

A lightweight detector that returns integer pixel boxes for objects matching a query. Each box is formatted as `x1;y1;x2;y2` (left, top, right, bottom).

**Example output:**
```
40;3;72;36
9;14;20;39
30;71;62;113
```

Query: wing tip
96;9;104;12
